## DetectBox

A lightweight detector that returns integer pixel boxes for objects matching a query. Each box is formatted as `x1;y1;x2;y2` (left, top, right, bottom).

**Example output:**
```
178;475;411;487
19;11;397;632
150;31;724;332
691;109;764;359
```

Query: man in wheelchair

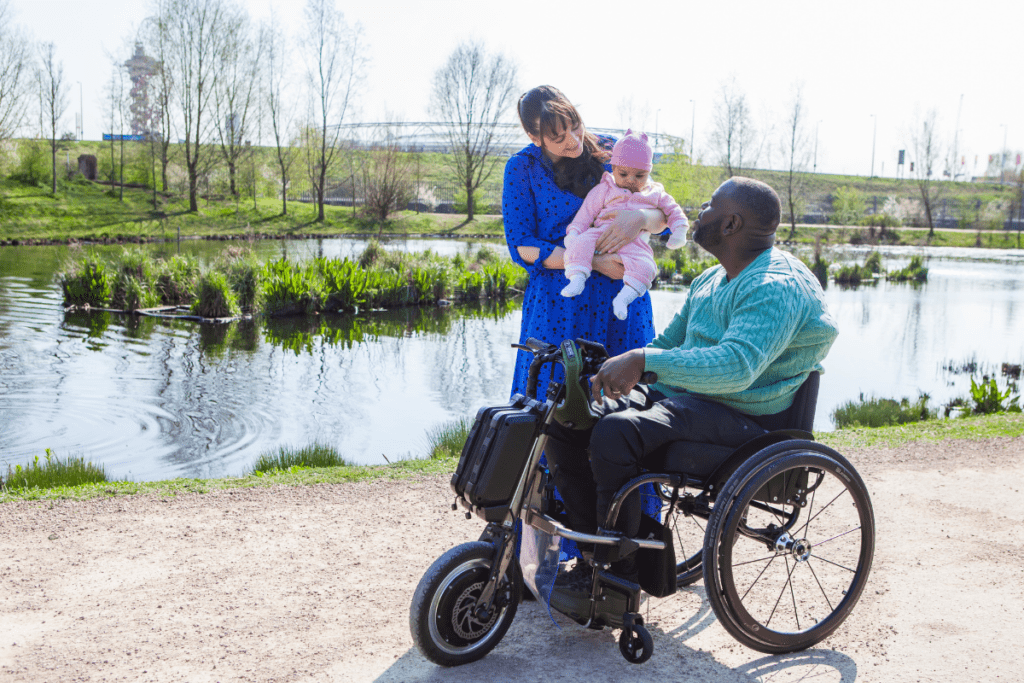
545;176;839;584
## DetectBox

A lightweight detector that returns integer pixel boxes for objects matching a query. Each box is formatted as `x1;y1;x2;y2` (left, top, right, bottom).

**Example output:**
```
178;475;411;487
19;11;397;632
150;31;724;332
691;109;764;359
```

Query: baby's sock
612;285;641;320
561;274;587;298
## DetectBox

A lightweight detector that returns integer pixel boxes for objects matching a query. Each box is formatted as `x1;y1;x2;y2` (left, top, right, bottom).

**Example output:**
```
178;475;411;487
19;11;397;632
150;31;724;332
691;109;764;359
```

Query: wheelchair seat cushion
646;440;739;481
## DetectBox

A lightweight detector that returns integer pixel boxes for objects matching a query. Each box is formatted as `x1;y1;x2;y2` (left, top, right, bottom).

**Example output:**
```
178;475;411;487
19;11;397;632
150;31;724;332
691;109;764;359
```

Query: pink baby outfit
563;171;689;292
561;131;689;318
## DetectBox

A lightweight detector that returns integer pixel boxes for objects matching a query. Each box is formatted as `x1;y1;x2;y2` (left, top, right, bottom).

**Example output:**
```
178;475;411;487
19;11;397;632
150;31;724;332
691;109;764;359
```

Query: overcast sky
9;0;1024;177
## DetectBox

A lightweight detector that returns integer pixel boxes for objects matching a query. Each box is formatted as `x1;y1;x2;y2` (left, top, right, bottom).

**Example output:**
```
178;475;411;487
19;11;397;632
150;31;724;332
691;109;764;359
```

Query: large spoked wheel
703;442;874;653
658;482;712;586
410;541;523;666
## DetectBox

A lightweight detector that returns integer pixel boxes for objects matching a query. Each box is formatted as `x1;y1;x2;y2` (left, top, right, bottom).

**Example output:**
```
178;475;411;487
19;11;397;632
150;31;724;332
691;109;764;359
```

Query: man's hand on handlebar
590;348;646;403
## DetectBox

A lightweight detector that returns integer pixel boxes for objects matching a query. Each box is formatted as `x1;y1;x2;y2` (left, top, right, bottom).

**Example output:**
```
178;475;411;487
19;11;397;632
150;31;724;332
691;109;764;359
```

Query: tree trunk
51;145;57;195
466;183;475;221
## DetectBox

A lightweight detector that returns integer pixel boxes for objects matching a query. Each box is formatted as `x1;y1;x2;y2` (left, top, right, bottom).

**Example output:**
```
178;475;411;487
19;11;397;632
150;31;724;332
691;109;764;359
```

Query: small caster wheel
618;623;653;664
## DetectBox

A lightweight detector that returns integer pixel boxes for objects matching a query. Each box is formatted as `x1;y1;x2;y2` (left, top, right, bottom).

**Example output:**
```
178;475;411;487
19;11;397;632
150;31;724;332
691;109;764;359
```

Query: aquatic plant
832;393;937;428
426;417;473;460
155;254;200;305
59;256;110;307
967;376;1020;415
887;255;928;282
224;253;262;311
1;449;108;491
190;270;241;318
250;442;351;473
259;258;323;316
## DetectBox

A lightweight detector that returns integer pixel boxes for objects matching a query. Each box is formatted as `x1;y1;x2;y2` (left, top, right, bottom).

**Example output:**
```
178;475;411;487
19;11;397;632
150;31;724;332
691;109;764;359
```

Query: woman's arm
517;245;625;280
592;208;668;254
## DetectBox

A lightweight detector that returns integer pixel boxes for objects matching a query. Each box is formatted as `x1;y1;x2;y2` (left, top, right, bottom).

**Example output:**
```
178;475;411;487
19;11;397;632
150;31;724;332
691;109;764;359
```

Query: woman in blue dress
504;85;666;560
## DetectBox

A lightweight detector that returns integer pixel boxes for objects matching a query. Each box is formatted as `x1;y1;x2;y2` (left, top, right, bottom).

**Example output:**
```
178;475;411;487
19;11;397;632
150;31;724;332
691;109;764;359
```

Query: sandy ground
1;437;1022;683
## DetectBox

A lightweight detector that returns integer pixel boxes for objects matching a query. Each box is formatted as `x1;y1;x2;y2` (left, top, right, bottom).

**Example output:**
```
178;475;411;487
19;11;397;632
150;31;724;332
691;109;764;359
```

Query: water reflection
1;238;1022;480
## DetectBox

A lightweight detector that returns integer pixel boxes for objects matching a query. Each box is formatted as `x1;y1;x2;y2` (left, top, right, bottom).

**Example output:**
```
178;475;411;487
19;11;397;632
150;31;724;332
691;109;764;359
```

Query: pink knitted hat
610;129;653;171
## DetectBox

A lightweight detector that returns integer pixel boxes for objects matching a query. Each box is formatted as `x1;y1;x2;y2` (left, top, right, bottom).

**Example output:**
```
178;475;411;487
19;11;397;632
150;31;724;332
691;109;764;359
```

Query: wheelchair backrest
783;371;820;433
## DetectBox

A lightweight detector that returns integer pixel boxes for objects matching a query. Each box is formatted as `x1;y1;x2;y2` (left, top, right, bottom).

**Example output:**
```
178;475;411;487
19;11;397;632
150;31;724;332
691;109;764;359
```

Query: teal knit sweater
644;248;838;416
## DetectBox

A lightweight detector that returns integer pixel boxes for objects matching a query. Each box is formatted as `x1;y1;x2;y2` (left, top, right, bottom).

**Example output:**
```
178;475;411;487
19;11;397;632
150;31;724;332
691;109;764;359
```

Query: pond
1;238;1021;481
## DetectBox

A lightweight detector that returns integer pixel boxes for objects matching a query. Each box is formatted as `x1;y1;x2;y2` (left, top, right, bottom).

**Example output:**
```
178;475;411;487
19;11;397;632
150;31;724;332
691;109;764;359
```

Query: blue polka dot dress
503;140;659;561
502;142;655;397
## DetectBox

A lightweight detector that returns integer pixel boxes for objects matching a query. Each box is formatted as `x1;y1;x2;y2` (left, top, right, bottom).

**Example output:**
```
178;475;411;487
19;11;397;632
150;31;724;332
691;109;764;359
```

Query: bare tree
908;109;943;236
779;84;812;238
264;17;296;216
156;0;236;212
616;95;652;133
212;11;261;197
361;122;412;228
140;14;176;193
302;0;366;222
0;0;30;145
709;77;756;177
38;43;69;195
103;61;130;201
429;41;518;222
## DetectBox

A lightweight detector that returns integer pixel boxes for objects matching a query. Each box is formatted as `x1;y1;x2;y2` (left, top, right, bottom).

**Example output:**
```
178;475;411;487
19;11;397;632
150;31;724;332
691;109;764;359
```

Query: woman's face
529;120;585;161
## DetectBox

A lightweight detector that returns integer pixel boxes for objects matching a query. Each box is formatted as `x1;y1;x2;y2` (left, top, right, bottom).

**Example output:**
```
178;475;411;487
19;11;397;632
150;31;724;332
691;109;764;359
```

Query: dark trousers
544;387;769;559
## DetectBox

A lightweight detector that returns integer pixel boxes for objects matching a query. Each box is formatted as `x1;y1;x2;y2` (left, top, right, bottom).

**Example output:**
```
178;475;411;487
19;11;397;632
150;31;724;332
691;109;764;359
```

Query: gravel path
2;437;1022;682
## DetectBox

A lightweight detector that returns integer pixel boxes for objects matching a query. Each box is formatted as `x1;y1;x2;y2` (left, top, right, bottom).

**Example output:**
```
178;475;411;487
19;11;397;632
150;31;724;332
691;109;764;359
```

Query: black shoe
554;559;593;594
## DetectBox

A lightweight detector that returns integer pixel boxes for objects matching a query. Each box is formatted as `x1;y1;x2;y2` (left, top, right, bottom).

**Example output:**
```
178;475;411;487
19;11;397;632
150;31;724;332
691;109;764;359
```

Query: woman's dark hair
517;85;608;198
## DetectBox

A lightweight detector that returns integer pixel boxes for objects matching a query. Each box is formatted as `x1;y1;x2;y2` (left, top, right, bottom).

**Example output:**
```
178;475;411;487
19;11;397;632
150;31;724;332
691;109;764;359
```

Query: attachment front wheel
410;541;522;666
618;620;654;664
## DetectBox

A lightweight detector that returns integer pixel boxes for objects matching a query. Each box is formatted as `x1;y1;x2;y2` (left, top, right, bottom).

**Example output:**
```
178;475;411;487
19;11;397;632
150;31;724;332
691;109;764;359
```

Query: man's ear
723;213;743;235
526;132;542;147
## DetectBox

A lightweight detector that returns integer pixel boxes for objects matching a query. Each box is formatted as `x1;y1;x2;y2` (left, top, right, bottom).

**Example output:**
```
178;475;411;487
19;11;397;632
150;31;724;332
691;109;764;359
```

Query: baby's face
612;165;649;193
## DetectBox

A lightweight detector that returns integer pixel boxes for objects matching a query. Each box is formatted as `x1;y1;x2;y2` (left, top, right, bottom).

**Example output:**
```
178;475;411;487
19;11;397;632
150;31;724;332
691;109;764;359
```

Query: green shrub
191;271;240;318
830;186;865;225
832;393;937;428
2;449;108;491
250;442;350;473
656;257;676;281
59;256;110;307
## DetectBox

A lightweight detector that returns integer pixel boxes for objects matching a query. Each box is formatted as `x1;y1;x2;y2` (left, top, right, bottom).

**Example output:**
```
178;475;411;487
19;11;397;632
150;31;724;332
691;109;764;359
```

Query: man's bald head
719;177;781;237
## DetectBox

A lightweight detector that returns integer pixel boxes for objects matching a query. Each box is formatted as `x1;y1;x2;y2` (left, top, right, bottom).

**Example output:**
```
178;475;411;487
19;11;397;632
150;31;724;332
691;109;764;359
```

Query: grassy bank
3;412;1022;504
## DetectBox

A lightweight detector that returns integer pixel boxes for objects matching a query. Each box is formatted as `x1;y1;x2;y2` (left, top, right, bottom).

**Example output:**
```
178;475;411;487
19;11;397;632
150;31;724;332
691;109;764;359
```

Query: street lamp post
77;81;83;140
870;114;877;178
654;109;661;154
689;100;696;162
814;120;821;173
1001;123;1009;183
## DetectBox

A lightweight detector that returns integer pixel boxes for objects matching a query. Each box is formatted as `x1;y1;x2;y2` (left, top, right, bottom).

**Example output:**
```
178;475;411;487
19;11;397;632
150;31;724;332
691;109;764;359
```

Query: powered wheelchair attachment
410;338;875;666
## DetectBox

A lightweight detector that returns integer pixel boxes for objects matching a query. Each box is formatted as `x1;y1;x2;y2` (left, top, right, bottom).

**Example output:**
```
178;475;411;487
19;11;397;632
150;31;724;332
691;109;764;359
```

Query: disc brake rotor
452;581;499;640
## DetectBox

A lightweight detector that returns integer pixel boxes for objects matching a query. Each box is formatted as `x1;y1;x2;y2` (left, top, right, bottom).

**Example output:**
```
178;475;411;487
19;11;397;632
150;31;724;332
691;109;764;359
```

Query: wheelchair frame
410;338;875;666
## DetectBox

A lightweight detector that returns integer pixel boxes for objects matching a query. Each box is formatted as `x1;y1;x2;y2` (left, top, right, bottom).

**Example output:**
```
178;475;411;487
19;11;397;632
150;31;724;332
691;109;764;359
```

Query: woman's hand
594;208;666;254
593;252;625;280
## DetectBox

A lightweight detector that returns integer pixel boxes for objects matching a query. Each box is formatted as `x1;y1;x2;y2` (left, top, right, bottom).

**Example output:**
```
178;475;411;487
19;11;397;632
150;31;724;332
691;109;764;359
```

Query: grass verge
3;412;1022;504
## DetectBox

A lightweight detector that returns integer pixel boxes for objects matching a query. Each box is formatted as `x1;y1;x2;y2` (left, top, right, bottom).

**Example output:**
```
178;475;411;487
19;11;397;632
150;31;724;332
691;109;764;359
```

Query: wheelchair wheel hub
774;532;813;562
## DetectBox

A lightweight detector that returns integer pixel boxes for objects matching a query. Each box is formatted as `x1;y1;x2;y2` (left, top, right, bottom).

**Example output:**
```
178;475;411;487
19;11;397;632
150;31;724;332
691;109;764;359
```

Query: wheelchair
410;338;875;665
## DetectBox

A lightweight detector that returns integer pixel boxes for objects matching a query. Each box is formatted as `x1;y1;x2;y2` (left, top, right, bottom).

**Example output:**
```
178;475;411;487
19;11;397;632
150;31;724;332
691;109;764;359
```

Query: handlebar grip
639;371;659;385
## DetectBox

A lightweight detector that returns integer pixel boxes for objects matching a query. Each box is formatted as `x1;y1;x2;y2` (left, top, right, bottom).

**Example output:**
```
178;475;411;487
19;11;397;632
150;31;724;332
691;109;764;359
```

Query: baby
561;129;688;319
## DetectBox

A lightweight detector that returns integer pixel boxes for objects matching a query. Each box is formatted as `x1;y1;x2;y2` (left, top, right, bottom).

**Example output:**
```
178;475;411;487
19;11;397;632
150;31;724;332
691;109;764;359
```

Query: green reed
2;449;109;491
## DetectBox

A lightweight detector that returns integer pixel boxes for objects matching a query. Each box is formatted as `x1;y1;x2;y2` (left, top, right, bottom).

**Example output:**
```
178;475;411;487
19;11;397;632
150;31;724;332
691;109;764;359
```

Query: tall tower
123;43;161;137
